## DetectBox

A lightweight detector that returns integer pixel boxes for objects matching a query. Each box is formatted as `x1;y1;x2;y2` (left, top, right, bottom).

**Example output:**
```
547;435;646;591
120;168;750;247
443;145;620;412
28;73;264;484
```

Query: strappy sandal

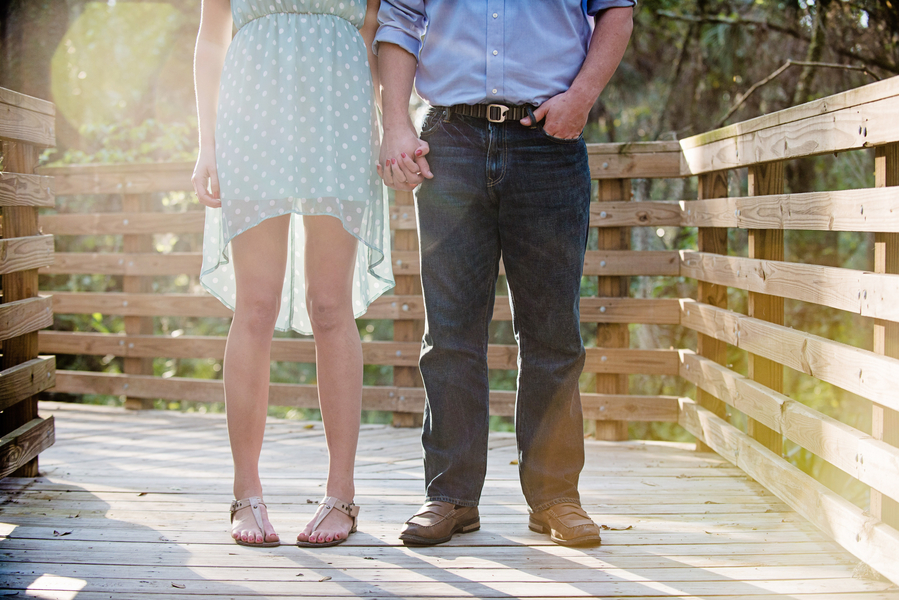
296;496;359;548
230;496;280;547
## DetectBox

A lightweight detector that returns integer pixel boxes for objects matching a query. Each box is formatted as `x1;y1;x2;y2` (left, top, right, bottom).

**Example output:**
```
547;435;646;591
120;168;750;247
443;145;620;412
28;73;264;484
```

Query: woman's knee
306;286;352;334
235;291;281;331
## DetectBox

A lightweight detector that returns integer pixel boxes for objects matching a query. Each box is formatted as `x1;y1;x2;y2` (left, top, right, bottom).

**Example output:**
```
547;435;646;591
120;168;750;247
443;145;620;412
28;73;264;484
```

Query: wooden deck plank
0;403;894;599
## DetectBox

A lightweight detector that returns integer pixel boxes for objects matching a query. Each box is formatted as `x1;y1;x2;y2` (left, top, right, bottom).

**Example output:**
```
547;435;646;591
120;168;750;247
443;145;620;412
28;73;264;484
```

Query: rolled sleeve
373;0;427;59
586;0;636;16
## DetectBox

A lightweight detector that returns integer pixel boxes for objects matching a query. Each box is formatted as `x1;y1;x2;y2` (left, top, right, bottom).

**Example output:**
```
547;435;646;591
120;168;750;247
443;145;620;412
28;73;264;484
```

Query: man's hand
520;87;593;140
378;126;433;191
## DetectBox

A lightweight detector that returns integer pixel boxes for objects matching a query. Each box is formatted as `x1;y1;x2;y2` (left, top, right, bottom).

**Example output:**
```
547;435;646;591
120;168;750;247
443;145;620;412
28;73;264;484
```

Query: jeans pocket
540;128;583;144
420;108;445;138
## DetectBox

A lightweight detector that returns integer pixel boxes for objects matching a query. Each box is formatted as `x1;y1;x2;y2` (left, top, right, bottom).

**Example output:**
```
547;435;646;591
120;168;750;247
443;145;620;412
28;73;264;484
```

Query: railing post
391;189;423;428
746;162;785;455
122;193;155;410
593;178;630;441
695;170;729;451
872;142;899;528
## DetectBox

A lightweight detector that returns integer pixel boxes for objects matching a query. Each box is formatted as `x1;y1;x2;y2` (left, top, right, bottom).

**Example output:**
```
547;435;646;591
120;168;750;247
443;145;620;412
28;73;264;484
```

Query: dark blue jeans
415;108;590;512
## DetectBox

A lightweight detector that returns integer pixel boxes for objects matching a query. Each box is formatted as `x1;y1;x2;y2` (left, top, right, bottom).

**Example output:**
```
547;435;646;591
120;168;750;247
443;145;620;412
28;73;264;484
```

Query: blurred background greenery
1;0;897;506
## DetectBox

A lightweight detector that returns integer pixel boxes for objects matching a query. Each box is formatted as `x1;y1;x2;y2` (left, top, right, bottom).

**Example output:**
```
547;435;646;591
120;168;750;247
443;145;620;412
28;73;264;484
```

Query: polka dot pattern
200;1;394;335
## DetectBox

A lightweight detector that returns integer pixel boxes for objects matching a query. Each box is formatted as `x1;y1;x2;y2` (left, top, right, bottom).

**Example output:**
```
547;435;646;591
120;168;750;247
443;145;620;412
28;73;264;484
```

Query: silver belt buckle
487;104;510;123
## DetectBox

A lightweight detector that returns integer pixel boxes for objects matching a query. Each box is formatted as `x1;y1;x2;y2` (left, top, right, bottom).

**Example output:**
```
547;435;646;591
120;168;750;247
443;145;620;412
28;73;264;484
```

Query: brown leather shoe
528;502;601;547
399;501;480;546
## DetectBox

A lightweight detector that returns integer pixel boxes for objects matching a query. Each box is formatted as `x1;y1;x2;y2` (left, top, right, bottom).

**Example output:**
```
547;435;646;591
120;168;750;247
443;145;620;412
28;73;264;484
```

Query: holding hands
377;126;433;191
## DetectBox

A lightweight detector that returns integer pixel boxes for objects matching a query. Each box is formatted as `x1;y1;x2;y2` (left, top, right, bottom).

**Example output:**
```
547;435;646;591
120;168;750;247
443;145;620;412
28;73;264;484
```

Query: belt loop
442;106;452;123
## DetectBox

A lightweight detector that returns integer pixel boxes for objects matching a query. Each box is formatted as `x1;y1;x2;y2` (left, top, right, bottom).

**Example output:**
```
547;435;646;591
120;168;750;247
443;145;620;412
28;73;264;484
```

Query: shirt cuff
586;0;636;15
373;26;422;59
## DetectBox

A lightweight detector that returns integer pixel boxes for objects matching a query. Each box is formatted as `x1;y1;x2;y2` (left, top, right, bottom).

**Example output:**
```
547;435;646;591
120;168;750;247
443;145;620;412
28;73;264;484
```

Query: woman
191;0;391;548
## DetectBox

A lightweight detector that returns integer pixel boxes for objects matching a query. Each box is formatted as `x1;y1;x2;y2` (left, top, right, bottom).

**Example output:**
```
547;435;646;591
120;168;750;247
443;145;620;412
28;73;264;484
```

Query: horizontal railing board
40;212;205;236
678;398;899;586
40;188;899;235
680;300;899;411
41;202;684;237
35;162;195;195
0;416;55;480
0;357;56;412
37;145;685;196
679;77;899;174
0;234;55;275
44;249;680;278
391;250;680;277
0;91;55;148
49;292;682;325
0;296;53;342
587;141;683;179
682;187;899;232
41;252;201;276
51;370;678;421
38;331;680;374
0;173;54;208
680;251;899;322
0;88;55;117
679;351;899;506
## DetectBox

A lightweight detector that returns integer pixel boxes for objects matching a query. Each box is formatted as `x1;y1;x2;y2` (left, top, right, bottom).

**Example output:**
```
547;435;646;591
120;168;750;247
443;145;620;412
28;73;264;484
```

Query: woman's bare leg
226;215;290;545
297;215;362;545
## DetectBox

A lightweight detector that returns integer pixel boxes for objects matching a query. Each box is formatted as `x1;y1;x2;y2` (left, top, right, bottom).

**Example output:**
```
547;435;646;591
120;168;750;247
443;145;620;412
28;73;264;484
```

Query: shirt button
492;50;498;56
492;88;498;94
493;12;498;18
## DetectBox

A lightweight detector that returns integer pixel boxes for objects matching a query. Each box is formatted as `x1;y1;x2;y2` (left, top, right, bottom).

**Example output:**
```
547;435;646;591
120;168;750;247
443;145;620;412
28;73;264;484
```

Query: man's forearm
378;42;418;133
568;7;634;111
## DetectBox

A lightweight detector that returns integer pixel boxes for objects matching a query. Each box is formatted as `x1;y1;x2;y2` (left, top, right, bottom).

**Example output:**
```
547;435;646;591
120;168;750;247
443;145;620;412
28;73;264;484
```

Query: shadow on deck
1;402;896;599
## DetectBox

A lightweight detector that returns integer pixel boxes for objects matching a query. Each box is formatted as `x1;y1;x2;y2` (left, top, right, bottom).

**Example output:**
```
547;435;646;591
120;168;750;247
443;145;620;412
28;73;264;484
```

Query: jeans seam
530;497;581;513
426;495;479;508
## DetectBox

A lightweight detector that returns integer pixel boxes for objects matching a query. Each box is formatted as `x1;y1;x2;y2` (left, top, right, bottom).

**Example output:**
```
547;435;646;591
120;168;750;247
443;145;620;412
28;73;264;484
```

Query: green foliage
47;118;196;165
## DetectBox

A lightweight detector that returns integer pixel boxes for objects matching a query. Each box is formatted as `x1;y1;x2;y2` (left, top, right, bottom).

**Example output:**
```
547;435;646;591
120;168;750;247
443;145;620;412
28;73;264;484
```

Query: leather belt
446;103;532;123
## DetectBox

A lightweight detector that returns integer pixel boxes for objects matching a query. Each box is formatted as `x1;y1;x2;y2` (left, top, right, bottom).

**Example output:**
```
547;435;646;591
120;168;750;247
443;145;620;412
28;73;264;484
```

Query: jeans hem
529;496;581;514
426;495;479;508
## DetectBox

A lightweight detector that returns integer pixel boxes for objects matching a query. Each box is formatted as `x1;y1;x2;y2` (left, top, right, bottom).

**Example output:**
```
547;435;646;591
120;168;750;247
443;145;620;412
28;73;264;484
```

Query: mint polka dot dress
200;0;394;335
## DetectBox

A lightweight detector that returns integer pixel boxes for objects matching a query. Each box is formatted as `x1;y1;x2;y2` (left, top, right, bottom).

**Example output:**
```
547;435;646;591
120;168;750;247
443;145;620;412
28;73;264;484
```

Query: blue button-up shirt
374;0;635;107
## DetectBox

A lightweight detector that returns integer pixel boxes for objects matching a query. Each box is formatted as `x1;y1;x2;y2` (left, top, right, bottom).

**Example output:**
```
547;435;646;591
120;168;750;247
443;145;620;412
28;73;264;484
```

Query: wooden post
872;142;899;528
391;190;423;428
122;193;155;410
593;178;630;441
746;162;784;455
695;171;729;451
1;142;43;476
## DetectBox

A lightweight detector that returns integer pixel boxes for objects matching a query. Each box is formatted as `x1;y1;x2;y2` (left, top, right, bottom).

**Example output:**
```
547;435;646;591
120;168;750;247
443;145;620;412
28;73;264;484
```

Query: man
374;1;634;546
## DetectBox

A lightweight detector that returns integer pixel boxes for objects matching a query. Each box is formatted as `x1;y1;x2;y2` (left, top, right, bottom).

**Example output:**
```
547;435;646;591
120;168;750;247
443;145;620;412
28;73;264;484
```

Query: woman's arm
359;0;381;110
191;0;232;208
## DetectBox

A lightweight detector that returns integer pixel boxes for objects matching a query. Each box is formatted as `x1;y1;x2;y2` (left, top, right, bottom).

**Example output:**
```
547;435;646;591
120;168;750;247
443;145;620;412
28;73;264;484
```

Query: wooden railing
0;88;57;478
34;76;899;582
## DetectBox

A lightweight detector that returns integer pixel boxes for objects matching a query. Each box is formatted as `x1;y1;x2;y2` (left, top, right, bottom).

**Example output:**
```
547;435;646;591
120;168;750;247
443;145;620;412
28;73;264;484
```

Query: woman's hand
192;149;221;208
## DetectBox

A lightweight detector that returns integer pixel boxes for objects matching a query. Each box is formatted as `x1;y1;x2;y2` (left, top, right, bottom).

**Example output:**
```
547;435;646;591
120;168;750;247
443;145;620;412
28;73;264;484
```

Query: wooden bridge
1;76;899;598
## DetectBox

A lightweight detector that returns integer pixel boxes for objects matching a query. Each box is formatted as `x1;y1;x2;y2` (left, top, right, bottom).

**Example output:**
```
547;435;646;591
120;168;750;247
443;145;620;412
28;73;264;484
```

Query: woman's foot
231;497;280;546
297;497;356;545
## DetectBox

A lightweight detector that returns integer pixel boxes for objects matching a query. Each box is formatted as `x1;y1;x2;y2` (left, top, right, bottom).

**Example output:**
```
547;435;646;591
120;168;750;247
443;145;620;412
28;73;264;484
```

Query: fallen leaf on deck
171;583;186;589
52;530;72;537
509;459;518;465
137;492;147;497
704;501;719;504
640;481;658;486
363;556;374;560
304;424;315;429
319;576;332;582
296;573;303;577
600;525;633;531
306;499;315;504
